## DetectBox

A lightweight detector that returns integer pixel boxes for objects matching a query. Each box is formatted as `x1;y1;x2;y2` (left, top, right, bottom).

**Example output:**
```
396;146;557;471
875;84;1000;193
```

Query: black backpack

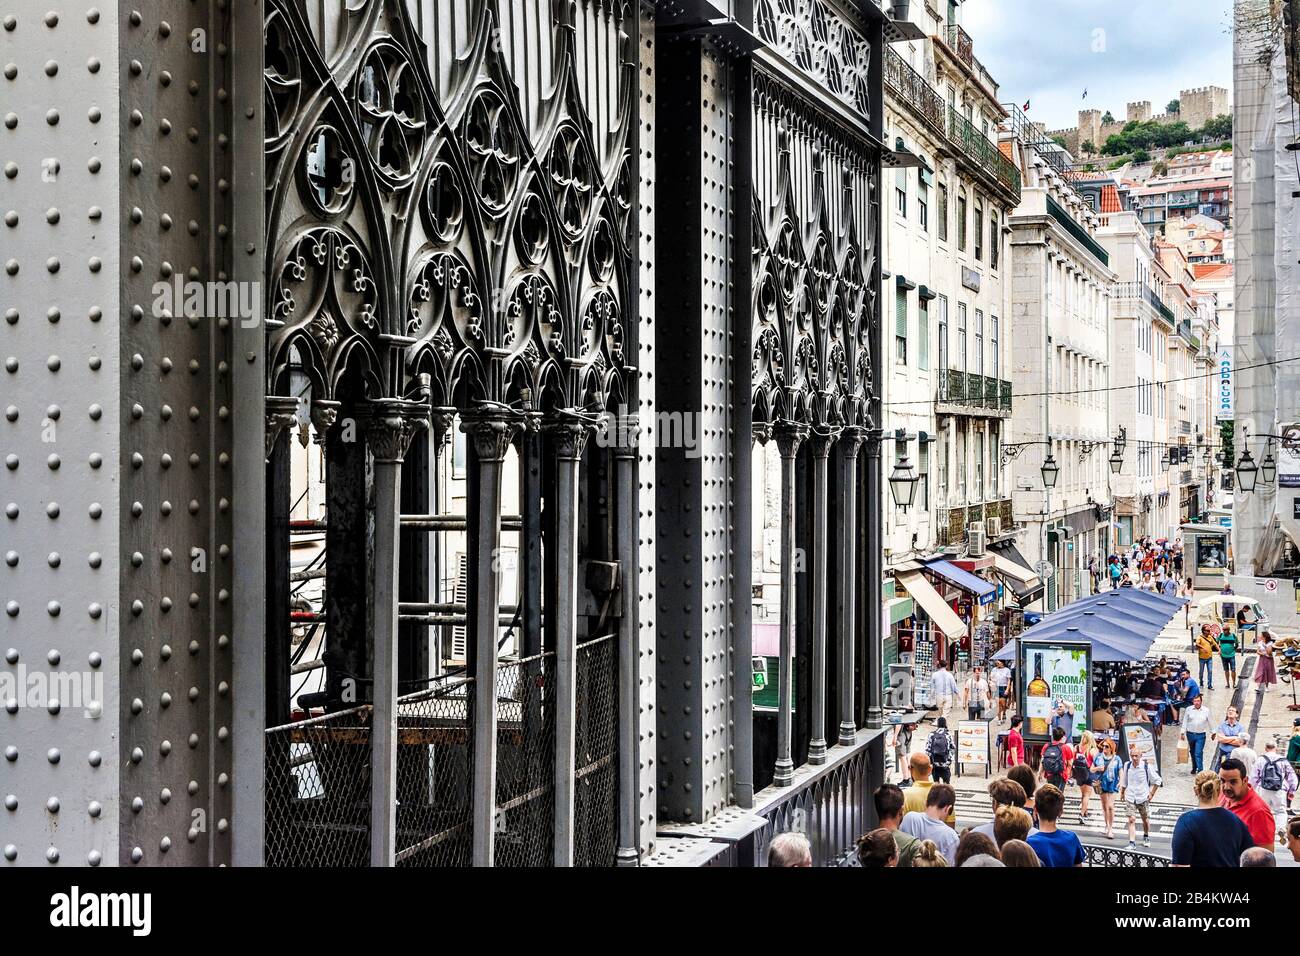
930;730;952;765
1072;752;1091;784
1260;756;1286;792
1041;743;1065;777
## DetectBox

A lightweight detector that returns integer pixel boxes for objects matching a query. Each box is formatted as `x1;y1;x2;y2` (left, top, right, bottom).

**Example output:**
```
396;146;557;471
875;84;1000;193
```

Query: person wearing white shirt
1179;694;1213;774
963;666;992;721
1119;751;1163;848
930;662;958;718
992;660;1013;721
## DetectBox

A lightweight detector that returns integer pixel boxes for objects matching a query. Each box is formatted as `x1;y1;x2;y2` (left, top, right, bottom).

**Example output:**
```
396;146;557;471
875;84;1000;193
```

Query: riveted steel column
773;420;809;785
837;426;867;744
463;413;521;866
360;400;428;867
807;427;838;764
614;414;641;866
547;420;590;866
865;428;885;729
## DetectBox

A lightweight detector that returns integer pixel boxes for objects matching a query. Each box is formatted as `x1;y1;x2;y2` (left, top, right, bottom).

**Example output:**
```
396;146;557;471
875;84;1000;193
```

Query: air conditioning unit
967;521;987;556
986;516;1002;538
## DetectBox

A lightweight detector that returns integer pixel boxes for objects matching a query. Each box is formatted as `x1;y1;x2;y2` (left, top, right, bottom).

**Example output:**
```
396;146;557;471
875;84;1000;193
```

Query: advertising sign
957;720;991;777
1280;438;1300;489
1018;640;1091;742
1215;347;1232;421
1195;536;1228;572
1119;721;1161;774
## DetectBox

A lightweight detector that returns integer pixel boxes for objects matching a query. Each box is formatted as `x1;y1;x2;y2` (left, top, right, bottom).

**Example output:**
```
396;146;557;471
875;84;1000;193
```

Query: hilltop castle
1048;86;1230;156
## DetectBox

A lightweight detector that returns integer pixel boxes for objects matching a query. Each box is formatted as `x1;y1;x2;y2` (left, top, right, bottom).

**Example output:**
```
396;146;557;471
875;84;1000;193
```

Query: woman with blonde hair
1095;736;1123;840
1170;770;1255;866
999;839;1042;867
911;839;949;867
1074;730;1100;823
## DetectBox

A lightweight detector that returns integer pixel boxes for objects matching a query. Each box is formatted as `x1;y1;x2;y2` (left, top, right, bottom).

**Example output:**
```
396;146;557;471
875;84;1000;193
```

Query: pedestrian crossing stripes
953;788;1192;839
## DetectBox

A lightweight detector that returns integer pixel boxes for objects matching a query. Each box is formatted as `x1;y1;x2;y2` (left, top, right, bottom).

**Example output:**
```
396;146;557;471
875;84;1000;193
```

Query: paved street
900;587;1299;864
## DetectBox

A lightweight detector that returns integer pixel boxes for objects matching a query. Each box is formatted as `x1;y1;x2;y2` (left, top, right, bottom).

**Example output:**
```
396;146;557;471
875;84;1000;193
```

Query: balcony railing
936;498;1013;548
937;369;1013;412
1114;281;1176;324
884;48;947;140
946;24;974;66
948;106;1021;202
1046;195;1109;268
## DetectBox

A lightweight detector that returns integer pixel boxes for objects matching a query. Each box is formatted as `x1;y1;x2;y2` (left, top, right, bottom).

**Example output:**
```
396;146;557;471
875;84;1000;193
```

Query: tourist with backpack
1096;737;1123;840
1073;731;1100;824
1249;740;1298;843
1039;726;1074;794
1120;747;1162;848
925;717;955;784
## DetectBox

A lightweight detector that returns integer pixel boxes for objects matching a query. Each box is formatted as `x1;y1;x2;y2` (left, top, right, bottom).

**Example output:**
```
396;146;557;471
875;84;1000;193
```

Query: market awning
990;589;1186;663
897;571;968;639
987;546;1044;606
886;596;915;625
925;559;997;605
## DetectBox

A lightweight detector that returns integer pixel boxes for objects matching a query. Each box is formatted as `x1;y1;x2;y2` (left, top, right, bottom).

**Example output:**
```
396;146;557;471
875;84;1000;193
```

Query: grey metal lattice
573;635;619;866
395;679;474;867
493;653;556;867
265;706;373;866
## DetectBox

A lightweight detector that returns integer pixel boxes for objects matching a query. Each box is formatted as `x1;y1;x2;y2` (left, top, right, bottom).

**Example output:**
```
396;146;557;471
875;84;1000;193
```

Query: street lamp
1109;446;1124;475
1114;427;1127;458
1041;453;1060;489
889;454;919;509
1236;448;1259;493
1261;448;1277;485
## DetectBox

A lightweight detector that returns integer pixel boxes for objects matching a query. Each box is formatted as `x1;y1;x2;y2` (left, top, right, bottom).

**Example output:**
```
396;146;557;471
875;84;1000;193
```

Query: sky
961;0;1234;133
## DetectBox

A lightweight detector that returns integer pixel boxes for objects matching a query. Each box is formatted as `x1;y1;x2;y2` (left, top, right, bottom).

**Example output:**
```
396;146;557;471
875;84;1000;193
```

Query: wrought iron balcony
937;369;1012;415
946;24;974;67
948;106;1021;203
1113;281;1175;324
883;47;947;140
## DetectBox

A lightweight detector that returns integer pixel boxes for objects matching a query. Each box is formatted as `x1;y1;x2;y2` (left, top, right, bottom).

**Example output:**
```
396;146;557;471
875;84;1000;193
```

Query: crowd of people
1094;537;1189;596
766;752;1300;867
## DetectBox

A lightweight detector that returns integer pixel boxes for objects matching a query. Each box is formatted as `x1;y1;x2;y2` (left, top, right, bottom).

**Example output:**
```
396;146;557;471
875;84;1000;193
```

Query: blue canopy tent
924;559;997;605
992;589;1187;664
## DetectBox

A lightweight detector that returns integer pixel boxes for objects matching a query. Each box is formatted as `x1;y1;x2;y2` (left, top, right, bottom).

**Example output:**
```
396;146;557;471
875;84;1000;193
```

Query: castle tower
1127;100;1152;123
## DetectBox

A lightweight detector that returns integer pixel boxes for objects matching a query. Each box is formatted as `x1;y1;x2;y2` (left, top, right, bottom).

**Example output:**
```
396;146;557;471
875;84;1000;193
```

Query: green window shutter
918;299;930;369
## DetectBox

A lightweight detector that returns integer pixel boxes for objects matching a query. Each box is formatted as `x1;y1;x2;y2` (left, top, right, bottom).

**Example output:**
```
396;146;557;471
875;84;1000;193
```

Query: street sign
1035;560;1054;579
1266;579;1279;593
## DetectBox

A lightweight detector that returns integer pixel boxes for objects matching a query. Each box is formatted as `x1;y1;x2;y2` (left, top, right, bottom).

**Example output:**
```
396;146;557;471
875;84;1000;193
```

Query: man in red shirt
1220;758;1276;849
1007;715;1026;766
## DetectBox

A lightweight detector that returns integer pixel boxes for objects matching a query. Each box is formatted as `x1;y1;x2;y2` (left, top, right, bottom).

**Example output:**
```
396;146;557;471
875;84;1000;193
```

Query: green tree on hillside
1167;99;1180;114
1102;110;1115;124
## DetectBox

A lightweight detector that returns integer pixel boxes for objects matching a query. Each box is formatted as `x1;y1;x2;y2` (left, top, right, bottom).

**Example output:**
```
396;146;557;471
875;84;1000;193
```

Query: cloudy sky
961;0;1234;132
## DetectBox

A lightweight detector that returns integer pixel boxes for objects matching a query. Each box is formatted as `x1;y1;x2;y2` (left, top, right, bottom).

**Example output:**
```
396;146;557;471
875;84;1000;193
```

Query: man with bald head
767;831;812;867
902;752;955;825
1239;846;1276;868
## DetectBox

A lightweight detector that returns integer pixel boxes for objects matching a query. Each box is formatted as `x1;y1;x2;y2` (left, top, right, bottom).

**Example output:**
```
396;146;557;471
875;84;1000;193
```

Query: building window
938;427;950;504
958;191;967;250
990;424;1000;496
957;428;967;499
975;430;985;500
974;310;984;377
918;297;930;370
919;442;930;511
956;303;967;372
974;200;983;260
919;190;929;231
990;315;999;379
937;295;949;373
895;288;908;364
938;182;949;241
895;167;907;217
990;214;1000;269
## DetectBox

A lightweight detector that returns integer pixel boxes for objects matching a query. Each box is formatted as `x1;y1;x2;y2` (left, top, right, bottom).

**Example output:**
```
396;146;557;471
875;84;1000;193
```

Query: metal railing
948;106;1021;201
937;369;1013;411
573;635;619;867
754;745;874;867
395;679;475;867
1113;281;1176;324
493;652;557;867
946;23;974;66
265;704;374;867
1046;195;1110;267
1082;843;1169;867
884;47;947;140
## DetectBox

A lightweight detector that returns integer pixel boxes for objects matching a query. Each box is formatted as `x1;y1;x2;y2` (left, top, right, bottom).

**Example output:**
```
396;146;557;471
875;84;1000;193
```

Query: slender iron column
865;427;885;729
614;414;641;865
462;413;522;866
546;419;591;866
837;426;867;744
359;400;429;867
773;420;809;785
807;427;838;764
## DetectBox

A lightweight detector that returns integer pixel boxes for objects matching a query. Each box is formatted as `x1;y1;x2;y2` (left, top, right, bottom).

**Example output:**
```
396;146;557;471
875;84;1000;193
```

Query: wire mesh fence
493;652;556;866
265;704;373;866
573;634;619;867
395;678;474;867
